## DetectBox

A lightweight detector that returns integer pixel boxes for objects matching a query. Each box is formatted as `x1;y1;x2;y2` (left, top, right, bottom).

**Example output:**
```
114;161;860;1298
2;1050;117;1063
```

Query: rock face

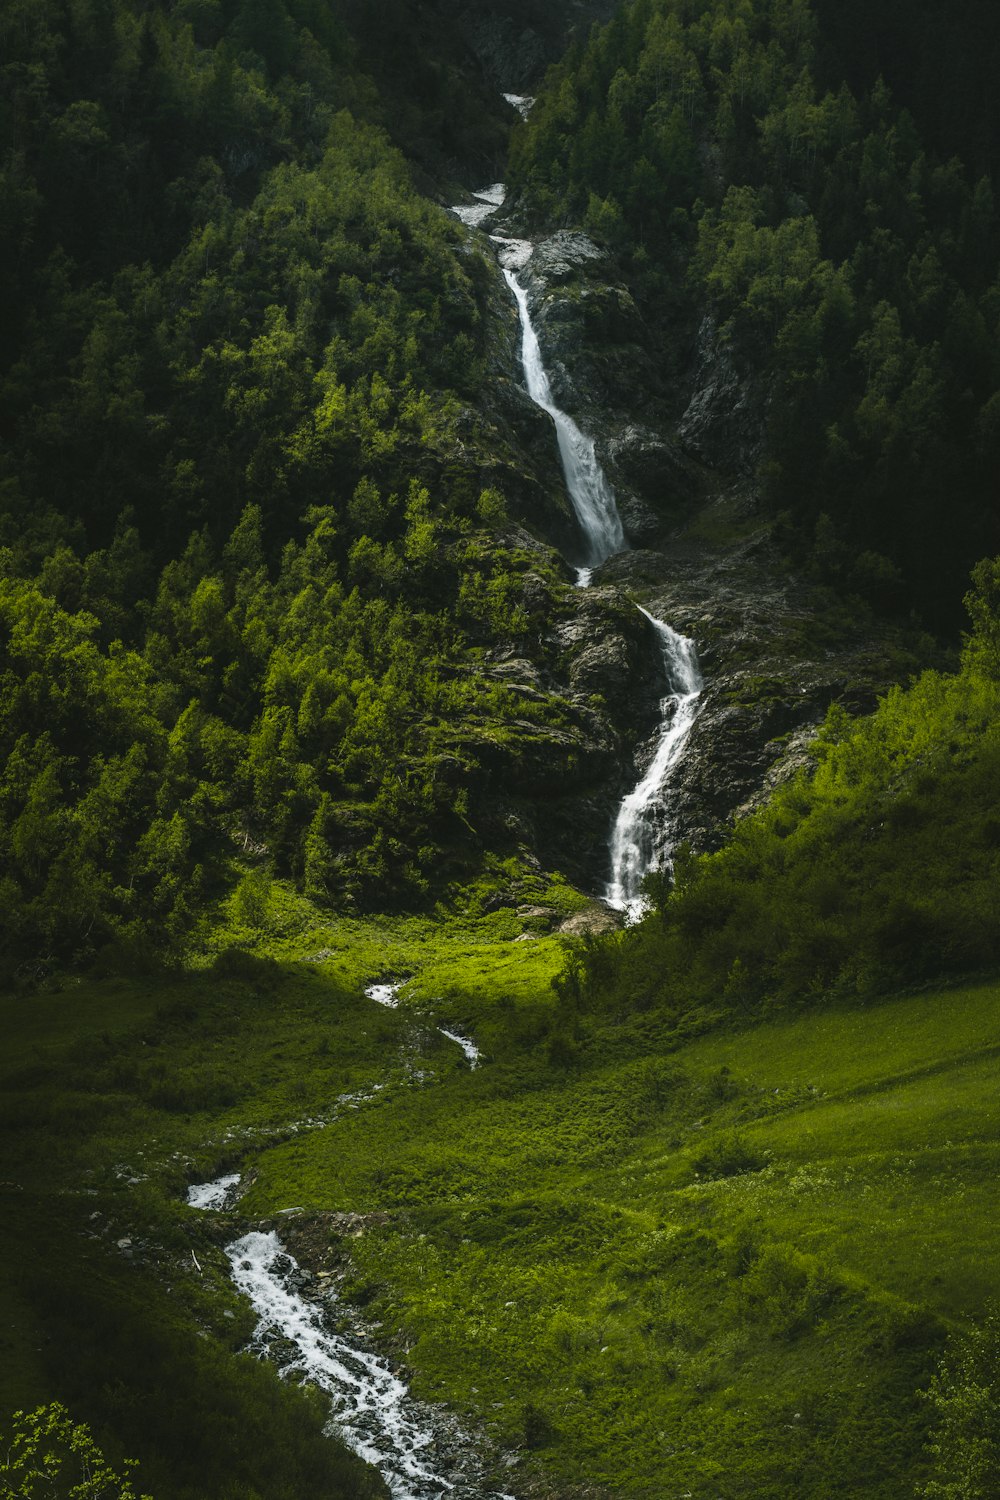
598;509;904;855
603;424;701;541
470;229;922;881
678;314;771;476
459;581;674;890
519;233;658;419
503;230;703;554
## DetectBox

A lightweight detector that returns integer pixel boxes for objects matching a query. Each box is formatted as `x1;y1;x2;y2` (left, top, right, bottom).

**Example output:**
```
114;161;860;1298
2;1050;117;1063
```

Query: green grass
3;889;998;1498
236;974;1000;1496
0;890;572;1497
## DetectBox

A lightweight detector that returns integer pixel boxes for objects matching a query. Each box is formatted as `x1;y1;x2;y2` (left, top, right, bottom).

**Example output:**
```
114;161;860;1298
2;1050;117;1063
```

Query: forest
509;0;1000;627
2;0;1000;1496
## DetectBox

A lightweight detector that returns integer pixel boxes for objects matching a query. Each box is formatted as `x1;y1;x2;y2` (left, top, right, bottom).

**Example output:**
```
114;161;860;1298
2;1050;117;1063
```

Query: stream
186;161;705;1500
457;181;704;913
189;1179;515;1500
364;982;481;1067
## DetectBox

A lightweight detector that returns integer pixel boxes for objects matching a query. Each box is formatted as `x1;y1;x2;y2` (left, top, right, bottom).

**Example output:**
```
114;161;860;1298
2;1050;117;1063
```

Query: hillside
508;0;1000;630
2;0;1000;1497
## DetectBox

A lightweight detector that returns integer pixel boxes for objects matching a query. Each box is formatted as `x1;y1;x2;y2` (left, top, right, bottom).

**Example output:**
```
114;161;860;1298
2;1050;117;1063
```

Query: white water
226;1231;514;1500
452;182;507;229
448;180;625;567
183;1177;512;1498
503;93;535;118
491;233;533;271
365;981;480;1067
365;981;402;1008
229;1231;444;1497
187;1172;242;1211
502;268;625;568
450;177;704;921
606;610;703;920
437;1028;480;1068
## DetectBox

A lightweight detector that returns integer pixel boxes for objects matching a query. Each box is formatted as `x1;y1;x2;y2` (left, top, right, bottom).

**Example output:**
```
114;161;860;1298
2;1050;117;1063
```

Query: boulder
557;903;623;936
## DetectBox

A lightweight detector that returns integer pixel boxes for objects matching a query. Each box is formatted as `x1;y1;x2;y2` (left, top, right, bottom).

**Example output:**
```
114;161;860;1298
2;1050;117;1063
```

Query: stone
557;904;622;936
603;423;701;517
525;230;607;284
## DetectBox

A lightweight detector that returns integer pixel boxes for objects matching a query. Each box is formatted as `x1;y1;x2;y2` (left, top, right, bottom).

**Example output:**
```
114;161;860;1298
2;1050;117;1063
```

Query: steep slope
0;0;654;974
508;0;1000;632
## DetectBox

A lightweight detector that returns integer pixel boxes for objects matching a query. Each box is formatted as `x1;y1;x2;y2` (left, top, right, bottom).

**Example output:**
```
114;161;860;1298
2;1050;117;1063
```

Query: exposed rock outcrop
518;232;658;419
462;217;921;893
597;505;908;854
678;313;772;476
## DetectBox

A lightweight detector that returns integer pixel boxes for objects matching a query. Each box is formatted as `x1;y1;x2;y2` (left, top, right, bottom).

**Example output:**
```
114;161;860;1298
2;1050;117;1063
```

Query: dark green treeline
509;0;1000;628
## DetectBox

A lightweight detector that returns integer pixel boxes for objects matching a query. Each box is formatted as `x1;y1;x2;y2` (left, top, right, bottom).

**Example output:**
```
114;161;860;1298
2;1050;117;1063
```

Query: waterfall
606;610;702;920
450;180;704;916
502;267;625;572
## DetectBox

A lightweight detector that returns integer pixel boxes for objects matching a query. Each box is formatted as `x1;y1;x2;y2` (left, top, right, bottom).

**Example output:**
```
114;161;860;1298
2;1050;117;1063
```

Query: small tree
0;1403;151;1498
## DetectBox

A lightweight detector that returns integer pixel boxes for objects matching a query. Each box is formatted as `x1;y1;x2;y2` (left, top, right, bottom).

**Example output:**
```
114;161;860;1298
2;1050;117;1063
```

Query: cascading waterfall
452;180;704;913
506;255;703;905
189;1179;514;1500
605;610;703;920
179;166;708;1500
501;267;624;573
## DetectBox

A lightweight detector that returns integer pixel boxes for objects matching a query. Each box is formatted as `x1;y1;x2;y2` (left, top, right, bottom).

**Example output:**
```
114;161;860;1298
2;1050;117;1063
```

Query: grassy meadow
6;872;995;1497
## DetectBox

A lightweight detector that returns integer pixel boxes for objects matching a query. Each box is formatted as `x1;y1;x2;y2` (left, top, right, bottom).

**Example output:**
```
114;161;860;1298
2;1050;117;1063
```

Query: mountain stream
189;1180;514;1500
462;183;703;915
186;168;706;1500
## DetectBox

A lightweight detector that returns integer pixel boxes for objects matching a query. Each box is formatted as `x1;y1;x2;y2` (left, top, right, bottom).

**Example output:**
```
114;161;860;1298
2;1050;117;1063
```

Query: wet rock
598;510;915;854
600;423;702;541
615;492;663;545
551;587;665;721
513;233;661;420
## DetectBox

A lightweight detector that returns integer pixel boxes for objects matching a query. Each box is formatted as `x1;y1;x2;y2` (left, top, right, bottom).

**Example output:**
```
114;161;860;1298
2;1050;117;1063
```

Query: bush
0;1402;151;1499
692;1132;771;1181
919;1303;1000;1498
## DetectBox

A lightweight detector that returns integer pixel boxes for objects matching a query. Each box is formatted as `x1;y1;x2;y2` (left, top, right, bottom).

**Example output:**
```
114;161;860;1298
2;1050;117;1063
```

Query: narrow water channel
189;1177;516;1500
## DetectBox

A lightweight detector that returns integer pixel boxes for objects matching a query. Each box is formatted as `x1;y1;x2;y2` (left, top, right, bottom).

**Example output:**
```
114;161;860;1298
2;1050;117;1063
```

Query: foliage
236;961;1000;1496
0;1404;150;1500
920;1304;1000;1499
562;562;1000;1022
4;869;1000;1497
510;0;1000;628
0;0;592;968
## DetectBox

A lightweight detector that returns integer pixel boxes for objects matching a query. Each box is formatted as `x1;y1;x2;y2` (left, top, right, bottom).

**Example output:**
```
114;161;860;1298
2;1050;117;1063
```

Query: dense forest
0;0;600;975
509;0;1000;627
3;0;1000;1497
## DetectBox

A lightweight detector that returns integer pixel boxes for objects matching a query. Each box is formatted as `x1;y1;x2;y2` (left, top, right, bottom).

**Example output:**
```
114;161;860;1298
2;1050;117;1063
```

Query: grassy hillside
240;974;1000;1496
561;559;1000;1029
0;892;573;1496
3;871;999;1496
